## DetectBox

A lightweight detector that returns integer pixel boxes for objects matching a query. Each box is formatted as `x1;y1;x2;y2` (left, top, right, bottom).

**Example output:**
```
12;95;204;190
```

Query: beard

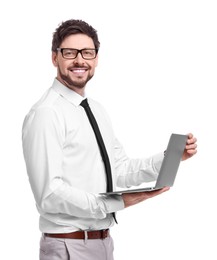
58;66;94;89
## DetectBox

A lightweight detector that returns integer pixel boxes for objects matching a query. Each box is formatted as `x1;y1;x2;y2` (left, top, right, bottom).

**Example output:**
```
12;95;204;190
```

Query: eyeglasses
57;48;98;60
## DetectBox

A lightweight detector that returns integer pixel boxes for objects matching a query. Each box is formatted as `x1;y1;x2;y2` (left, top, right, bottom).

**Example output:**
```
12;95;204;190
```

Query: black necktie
80;98;117;223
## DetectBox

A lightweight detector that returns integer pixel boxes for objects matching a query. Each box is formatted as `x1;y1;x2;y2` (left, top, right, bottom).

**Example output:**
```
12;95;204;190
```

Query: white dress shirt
22;79;164;233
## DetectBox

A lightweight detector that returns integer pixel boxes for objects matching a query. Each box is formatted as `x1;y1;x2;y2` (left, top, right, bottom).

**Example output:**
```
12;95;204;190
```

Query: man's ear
52;52;58;67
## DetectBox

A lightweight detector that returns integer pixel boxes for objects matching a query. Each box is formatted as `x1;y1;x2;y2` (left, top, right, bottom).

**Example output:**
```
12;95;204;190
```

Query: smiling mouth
69;68;88;75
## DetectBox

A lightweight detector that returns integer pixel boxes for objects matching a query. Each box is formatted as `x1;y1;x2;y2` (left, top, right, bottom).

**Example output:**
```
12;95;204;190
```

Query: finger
187;149;197;155
187;137;197;144
186;143;197;150
187;133;193;139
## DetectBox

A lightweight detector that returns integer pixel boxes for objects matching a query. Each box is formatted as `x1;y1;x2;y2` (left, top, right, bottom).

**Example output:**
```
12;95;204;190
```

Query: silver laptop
101;133;187;195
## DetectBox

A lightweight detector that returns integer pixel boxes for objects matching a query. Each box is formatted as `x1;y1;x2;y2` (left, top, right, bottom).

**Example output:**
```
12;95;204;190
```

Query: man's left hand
182;133;197;161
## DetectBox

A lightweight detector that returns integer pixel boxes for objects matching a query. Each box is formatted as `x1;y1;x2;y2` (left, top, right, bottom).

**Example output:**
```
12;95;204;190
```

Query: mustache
68;65;90;70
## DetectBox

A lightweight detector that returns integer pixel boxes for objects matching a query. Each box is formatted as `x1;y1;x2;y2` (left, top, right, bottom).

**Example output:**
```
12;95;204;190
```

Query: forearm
114;139;164;188
122;187;170;208
40;177;124;219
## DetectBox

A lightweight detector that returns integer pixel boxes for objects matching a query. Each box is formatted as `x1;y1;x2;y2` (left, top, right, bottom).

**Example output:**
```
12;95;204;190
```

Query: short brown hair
52;19;100;52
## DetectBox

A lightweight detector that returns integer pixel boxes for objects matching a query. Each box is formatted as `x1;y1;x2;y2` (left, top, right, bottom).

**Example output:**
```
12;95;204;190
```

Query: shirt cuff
100;194;125;213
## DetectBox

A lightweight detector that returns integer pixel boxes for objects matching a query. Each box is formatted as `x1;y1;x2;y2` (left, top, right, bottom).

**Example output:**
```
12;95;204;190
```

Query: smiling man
53;34;98;93
22;19;197;260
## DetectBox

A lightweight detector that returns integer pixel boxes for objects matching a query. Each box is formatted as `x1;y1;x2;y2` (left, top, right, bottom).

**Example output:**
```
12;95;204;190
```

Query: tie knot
80;98;89;108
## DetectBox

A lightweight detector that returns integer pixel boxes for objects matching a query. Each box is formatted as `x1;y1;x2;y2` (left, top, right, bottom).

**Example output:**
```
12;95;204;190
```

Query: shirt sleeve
22;107;124;220
114;138;164;188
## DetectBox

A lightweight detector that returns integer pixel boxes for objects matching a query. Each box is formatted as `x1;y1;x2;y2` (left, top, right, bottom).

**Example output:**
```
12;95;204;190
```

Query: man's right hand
122;187;170;208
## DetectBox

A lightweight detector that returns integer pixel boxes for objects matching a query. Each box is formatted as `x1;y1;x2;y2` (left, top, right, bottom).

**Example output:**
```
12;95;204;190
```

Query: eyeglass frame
56;48;98;60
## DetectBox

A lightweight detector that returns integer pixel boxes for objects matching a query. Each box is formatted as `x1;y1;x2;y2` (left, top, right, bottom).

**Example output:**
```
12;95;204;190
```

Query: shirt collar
52;78;86;107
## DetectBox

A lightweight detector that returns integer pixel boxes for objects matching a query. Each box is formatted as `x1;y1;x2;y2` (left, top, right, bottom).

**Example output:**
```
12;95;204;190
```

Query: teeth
73;69;85;73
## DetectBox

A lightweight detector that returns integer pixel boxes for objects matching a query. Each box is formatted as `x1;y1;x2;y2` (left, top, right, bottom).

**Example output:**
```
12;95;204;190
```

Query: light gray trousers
39;234;114;260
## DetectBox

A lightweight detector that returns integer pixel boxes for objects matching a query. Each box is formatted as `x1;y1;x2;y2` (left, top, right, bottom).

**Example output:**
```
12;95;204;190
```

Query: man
22;19;197;260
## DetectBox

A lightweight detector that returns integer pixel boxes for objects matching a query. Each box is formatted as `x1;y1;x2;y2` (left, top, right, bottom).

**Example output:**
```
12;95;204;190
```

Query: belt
44;229;110;240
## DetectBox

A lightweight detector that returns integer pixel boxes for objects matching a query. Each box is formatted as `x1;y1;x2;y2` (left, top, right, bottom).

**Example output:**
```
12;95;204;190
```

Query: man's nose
74;52;85;63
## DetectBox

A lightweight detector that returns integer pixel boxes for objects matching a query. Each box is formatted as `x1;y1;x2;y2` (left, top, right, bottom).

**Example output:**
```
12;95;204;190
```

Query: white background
1;0;216;259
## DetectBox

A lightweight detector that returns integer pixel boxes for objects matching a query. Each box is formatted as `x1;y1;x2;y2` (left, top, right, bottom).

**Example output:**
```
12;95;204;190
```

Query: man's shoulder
22;87;62;128
31;87;60;111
